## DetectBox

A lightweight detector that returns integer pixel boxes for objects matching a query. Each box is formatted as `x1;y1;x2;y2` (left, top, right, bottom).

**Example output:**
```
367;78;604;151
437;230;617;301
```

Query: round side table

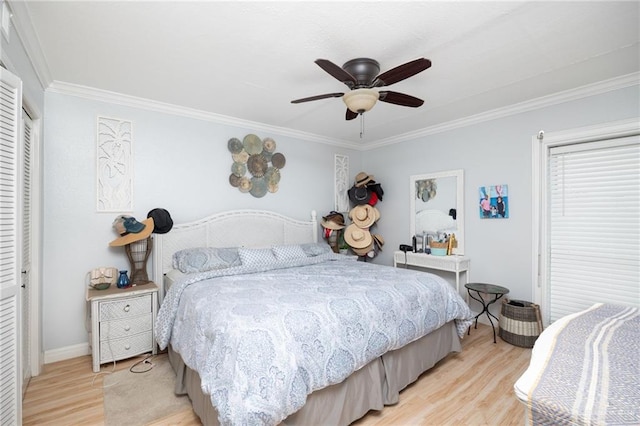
465;282;510;343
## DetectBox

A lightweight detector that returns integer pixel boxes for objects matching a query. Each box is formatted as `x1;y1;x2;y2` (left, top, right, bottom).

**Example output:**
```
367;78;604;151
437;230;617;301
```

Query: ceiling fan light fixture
343;88;379;114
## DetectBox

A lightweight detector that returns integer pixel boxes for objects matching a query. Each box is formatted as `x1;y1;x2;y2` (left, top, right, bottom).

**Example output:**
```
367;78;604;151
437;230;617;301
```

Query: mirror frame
409;169;464;255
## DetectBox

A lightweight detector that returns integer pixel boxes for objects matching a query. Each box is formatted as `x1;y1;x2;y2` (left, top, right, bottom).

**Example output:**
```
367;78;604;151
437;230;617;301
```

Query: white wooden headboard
152;209;317;299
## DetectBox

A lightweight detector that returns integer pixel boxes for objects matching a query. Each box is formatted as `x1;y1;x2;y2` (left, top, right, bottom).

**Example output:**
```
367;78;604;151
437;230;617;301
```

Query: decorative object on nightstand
87;266;118;290
86;282;158;372
109;215;154;286
116;270;130;288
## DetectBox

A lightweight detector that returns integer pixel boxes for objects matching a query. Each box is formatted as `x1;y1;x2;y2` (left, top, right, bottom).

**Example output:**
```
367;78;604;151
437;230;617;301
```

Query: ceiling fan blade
291;92;344;104
315;59;357;88
373;58;432;87
378;91;424;107
346;109;358;121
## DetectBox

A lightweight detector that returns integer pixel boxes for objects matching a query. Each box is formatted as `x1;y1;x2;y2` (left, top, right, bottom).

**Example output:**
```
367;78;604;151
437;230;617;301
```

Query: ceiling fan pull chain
360;114;365;138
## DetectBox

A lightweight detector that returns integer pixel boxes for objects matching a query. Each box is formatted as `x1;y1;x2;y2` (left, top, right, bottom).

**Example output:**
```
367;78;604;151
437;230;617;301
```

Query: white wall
42;92;362;353
7;6;638;356
363;86;640;315
41;83;640;356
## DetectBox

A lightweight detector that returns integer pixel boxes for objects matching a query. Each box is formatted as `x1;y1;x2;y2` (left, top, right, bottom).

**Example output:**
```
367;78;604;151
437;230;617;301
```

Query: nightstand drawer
99;294;151;320
99;313;152;341
99;331;153;363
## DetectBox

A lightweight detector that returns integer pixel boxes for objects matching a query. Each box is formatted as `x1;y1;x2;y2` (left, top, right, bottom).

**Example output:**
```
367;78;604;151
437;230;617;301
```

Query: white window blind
548;136;640;322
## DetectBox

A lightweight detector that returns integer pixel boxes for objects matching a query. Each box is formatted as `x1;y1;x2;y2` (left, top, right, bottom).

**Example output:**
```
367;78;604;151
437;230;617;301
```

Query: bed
153;209;473;425
514;303;639;425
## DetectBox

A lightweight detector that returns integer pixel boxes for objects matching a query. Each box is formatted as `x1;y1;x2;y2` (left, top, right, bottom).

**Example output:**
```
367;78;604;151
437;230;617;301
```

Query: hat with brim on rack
344;224;373;249
354;172;374;188
353;233;384;258
348;185;373;206
321;211;345;230
368;182;384;201
349;205;377;229
147;208;173;234
351;241;374;257
109;216;154;247
373;234;384;250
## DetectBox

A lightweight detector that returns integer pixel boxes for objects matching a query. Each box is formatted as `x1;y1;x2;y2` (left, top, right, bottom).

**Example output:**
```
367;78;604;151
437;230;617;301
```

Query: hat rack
125;237;153;285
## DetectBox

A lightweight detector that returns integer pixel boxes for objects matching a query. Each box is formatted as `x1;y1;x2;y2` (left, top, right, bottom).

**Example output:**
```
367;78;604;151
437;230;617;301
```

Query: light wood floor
22;324;532;425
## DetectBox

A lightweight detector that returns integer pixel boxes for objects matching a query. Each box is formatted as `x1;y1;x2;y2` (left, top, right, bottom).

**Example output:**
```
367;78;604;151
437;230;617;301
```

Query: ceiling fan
291;57;432;120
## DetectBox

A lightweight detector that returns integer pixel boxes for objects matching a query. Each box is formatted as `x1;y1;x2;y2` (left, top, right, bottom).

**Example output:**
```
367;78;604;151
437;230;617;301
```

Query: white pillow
272;244;307;261
238;247;278;266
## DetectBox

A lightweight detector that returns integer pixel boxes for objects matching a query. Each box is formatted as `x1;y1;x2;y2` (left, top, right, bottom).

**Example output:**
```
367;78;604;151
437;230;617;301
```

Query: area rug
103;354;191;425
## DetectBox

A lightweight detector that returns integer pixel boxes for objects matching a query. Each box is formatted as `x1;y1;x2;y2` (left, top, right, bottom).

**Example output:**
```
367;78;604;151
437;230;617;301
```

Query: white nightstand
86;282;158;372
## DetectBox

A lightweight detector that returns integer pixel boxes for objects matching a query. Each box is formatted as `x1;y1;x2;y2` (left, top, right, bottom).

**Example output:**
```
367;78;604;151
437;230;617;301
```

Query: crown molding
48;71;638;152
6;0;52;89
365;72;640;150
47;80;360;149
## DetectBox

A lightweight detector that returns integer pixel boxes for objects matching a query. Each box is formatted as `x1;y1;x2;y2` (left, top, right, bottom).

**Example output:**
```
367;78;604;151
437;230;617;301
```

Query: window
532;120;640;324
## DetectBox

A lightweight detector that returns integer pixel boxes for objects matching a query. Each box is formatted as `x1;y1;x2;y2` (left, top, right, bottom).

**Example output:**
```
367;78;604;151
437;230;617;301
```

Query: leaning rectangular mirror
409;169;464;255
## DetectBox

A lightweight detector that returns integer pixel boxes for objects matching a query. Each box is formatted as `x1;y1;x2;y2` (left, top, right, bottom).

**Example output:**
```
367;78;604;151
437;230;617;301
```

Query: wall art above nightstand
228;134;286;198
97;116;133;212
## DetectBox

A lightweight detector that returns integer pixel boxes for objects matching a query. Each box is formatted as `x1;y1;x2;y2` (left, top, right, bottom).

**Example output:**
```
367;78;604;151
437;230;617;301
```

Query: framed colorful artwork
479;185;509;219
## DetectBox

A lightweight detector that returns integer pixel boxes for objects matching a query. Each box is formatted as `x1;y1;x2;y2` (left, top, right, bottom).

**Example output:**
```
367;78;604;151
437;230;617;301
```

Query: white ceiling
18;1;640;145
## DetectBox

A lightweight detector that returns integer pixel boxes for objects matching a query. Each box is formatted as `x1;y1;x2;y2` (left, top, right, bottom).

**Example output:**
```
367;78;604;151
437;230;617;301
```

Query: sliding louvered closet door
0;66;23;425
22;109;33;394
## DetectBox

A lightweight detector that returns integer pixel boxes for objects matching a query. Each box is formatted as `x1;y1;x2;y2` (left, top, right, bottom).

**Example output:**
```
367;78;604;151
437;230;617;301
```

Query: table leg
466;290;506;343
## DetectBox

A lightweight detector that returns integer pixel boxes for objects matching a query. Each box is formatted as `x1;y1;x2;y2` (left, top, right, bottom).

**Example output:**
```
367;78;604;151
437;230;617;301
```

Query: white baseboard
44;343;90;364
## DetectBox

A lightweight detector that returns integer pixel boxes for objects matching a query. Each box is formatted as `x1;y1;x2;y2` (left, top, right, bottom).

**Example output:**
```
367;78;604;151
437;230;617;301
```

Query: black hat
147;208;173;234
367;182;384;201
348;185;373;206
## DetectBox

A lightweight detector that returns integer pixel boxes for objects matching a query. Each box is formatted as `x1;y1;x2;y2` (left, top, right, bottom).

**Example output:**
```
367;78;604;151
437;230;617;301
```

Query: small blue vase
117;270;130;288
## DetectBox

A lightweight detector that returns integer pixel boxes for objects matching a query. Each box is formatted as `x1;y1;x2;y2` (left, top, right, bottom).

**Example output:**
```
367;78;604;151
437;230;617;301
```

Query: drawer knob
123;304;130;312
124;344;131;350
124;325;131;331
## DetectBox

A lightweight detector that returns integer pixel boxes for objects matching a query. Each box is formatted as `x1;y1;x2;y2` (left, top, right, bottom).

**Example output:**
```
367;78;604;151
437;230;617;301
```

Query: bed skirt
168;320;461;425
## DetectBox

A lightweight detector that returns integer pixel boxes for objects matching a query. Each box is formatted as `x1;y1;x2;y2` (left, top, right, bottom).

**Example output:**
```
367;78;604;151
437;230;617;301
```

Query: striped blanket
529;304;639;425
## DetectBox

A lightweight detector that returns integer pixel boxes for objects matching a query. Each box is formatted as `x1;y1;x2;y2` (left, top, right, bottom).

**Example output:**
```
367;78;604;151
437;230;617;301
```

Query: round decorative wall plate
228;134;286;198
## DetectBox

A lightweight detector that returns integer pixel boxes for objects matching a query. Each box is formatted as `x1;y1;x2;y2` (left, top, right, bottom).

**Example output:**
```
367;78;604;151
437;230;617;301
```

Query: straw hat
351;241;374;257
109;216;154;247
344;224;373;249
349;205;377;229
321;211;346;230
354;172;374;188
373;234;384;250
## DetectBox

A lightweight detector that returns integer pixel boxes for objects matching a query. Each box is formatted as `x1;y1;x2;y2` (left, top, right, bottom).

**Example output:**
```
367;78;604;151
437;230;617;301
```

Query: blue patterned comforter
156;254;473;425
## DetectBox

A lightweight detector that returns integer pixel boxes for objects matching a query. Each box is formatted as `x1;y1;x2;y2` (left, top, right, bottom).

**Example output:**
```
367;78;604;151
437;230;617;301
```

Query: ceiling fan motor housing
291;56;430;120
342;58;380;88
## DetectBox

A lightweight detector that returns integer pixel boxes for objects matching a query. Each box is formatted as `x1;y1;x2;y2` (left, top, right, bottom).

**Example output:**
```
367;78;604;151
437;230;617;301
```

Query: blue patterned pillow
272;244;307;261
300;243;332;257
238;247;278;266
172;247;241;273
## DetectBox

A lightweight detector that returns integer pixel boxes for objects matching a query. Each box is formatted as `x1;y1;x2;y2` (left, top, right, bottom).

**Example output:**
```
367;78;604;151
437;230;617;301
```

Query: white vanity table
404;169;469;295
393;251;470;294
